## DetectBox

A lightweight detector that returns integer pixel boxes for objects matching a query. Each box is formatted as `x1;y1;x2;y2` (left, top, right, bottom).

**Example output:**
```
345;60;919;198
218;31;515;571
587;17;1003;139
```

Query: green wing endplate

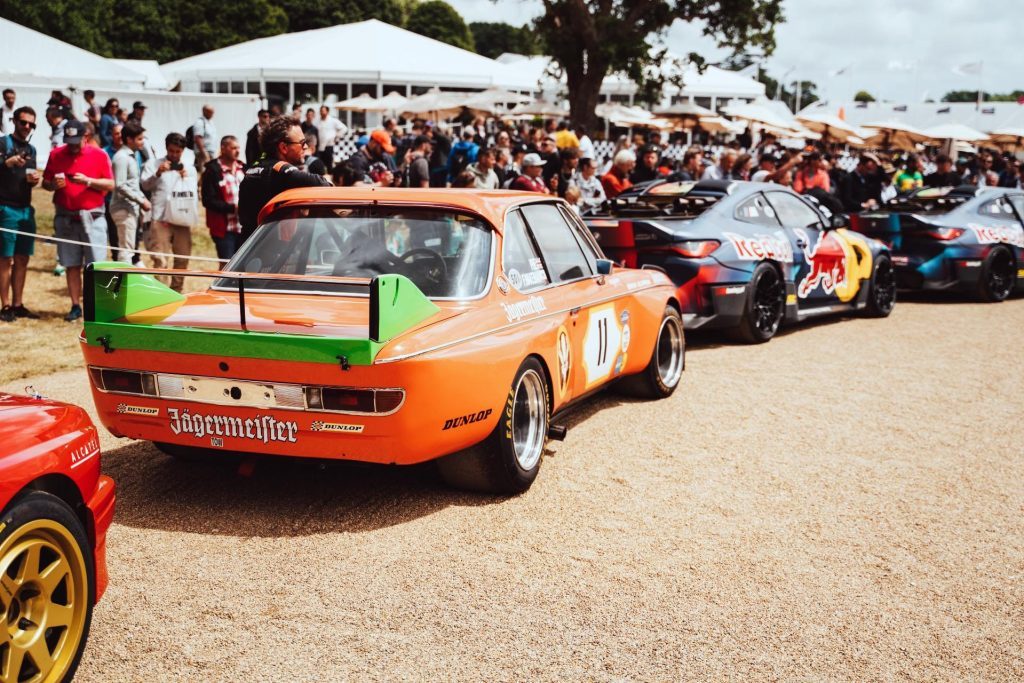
83;263;440;365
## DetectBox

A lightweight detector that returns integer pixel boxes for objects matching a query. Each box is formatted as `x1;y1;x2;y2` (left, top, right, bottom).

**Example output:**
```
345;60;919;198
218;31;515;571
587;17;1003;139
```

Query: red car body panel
0;393;116;600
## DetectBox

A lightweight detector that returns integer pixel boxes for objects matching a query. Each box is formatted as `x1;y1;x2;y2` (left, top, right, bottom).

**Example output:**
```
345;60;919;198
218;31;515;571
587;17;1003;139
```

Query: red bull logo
795;229;847;298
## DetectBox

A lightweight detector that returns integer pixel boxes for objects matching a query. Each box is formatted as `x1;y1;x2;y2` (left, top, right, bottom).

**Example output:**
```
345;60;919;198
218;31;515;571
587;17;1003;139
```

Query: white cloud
447;0;1022;102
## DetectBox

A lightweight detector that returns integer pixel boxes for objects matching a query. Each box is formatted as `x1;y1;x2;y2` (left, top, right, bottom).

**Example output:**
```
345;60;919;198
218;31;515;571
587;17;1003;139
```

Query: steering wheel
400;248;448;288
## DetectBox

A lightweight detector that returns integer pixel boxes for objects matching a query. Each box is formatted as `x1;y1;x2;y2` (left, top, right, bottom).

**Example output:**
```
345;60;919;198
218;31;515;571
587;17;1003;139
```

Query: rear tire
864;253;897;317
733;263;785;343
616;306;685;398
436;358;549;495
0;492;94;683
976;246;1015;302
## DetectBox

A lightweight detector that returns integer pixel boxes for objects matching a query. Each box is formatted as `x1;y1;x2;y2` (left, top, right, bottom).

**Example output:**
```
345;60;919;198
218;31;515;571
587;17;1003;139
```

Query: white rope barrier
0;226;228;264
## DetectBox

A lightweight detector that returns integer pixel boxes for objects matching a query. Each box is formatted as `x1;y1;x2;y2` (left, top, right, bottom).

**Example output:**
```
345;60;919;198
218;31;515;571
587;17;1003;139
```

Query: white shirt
578;134;595;161
0;104;14;135
316;116;348;152
141;156;199;226
575;173;606;209
194;116;217;154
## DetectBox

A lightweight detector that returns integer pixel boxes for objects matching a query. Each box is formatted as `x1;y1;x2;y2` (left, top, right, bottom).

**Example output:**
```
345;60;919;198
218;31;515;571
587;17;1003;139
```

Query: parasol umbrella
696;116;733;134
922;123;989;144
509;99;566;118
372;91;410;113
988;127;1024;151
654;102;715;129
401;88;467;120
463;87;535;115
722;102;801;133
334;93;378;111
861;120;930;151
796;111;865;144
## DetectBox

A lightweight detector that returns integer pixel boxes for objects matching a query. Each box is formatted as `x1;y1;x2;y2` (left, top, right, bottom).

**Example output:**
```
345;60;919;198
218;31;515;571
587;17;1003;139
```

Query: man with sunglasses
238;115;330;242
0;107;40;321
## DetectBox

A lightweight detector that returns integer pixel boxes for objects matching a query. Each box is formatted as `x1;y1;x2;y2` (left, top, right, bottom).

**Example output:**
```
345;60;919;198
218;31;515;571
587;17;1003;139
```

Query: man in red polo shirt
509;153;550;193
42;120;113;321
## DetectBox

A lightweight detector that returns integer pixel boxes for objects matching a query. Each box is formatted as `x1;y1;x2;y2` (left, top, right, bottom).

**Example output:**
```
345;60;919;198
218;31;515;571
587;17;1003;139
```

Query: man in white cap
509;153;549;193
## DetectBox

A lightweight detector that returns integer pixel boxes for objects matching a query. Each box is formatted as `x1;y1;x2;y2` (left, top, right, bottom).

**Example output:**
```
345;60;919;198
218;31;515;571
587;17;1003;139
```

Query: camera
170;162;184;171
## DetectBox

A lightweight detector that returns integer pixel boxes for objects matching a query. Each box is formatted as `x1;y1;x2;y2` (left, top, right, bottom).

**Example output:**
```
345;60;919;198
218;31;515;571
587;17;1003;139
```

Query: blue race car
583;180;895;343
852;186;1024;302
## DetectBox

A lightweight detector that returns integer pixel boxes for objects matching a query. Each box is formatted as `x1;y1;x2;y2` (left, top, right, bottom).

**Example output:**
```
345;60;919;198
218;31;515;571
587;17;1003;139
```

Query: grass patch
1;188;220;384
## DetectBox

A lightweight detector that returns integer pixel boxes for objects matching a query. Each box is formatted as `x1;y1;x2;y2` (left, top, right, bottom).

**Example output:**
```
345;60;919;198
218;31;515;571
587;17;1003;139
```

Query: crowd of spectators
1;86;1022;324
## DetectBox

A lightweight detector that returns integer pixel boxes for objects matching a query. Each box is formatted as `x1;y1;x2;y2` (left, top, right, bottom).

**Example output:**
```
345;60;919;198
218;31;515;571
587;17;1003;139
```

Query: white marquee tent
0;18;146;89
163;20;537;102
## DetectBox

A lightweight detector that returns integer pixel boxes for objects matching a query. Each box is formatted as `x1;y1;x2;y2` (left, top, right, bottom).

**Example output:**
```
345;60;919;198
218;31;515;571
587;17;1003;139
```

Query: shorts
0;204;35;258
54;208;108;268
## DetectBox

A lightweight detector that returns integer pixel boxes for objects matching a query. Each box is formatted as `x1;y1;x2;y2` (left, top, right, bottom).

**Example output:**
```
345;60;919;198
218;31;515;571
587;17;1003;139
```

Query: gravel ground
5;298;1023;681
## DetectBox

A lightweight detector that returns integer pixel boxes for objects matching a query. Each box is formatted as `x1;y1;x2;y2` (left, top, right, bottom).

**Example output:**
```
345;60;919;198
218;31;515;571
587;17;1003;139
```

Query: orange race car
80;189;685;493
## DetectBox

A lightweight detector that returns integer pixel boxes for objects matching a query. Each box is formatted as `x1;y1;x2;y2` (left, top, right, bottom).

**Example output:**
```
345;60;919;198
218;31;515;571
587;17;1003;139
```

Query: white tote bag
164;174;199;227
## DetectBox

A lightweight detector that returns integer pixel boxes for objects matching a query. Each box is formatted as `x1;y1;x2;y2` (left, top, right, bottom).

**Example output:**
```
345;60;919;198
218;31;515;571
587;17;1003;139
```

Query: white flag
953;61;983;76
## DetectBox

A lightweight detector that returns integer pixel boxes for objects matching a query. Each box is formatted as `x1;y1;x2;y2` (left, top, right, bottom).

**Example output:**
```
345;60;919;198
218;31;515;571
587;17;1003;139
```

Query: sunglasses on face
15;119;36;129
284;138;308;148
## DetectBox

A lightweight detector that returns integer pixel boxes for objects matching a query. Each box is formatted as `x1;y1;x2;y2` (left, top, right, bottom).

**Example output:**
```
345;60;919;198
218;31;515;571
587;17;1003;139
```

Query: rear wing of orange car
82;263;440;367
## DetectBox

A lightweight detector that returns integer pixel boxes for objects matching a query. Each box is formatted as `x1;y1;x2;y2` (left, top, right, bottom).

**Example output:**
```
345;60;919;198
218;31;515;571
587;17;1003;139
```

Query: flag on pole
952;61;983;76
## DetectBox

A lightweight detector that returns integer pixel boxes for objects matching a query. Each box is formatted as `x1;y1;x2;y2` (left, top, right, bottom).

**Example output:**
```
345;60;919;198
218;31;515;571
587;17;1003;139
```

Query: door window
502;211;550;292
1007;195;1024;223
980;197;1016;217
557;204;603;266
735;194;782;227
520;203;594;282
765;191;824;229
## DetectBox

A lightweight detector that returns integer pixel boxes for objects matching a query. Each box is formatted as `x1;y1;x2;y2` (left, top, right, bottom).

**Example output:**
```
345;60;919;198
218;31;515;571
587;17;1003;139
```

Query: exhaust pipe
547;424;567;441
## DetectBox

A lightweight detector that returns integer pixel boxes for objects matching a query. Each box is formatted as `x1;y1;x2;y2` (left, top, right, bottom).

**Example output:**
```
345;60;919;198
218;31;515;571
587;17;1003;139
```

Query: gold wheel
0;519;90;683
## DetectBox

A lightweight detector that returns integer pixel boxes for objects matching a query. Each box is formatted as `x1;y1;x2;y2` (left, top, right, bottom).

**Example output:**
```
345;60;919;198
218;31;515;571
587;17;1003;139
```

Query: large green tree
405;1;475;51
853;90;875;102
276;0;404;32
470;22;542;59
535;0;784;128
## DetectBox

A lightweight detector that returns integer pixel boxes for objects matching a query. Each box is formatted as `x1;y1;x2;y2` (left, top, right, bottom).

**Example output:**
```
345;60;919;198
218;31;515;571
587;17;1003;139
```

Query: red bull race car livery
80;188;685;495
584;180;896;343
851;186;1024;302
0;392;116;683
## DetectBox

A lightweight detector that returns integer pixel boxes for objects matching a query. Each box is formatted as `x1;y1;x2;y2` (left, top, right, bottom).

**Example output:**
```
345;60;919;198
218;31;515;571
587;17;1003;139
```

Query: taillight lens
673;240;720;258
925;227;964;240
304;387;404;414
91;368;158;396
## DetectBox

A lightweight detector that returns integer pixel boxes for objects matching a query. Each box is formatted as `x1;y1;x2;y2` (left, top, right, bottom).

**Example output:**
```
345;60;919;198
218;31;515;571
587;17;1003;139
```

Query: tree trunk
565;57;609;132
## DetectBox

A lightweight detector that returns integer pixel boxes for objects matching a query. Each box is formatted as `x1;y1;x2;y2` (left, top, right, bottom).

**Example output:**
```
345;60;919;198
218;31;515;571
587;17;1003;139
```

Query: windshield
216;206;493;298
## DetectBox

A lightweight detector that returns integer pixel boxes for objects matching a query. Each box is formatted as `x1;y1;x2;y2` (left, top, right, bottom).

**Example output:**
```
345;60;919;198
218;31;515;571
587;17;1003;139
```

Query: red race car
0;392;116;682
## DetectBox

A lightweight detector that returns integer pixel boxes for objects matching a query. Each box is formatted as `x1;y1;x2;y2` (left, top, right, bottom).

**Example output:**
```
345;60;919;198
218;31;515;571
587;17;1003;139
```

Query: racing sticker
968;222;1024;248
311;421;365;433
794;228;853;299
556;325;571;399
723;231;794;263
501;295;546;322
583;305;623;388
168;408;298;444
69;436;100;469
117;403;160;416
620;310;631;354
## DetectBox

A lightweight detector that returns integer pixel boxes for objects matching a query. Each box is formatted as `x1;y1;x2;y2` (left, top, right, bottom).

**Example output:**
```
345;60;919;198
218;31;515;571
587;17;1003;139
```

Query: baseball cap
370;129;396;154
132;101;146;110
63;120;86;144
522;153;546;168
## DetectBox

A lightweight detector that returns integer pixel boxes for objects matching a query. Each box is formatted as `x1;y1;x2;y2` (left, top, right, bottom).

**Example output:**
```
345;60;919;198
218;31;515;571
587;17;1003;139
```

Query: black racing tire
733;263;785;344
863;253;897;317
976;246;1015;302
615;306;685;399
436;358;549;495
0;491;94;683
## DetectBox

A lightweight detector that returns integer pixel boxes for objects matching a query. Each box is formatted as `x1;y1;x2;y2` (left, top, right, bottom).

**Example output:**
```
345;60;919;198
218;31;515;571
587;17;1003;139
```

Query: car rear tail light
925;227;964;240
304;386;404;414
672;240;720;258
90;368;158;396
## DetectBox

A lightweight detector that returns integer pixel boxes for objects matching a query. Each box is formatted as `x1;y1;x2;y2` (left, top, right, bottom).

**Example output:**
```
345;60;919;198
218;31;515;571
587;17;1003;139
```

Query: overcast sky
447;0;1022;103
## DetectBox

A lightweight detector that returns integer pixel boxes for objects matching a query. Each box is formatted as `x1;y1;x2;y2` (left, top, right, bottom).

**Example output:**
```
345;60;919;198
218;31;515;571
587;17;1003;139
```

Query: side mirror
595;258;614;275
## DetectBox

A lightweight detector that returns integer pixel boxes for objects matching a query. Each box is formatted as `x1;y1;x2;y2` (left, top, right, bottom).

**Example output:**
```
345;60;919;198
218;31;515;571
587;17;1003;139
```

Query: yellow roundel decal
556;325;571;399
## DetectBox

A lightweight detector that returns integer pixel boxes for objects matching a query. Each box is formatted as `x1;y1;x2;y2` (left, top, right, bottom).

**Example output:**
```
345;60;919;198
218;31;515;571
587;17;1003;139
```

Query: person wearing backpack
191;105;217;173
142;132;198;292
447;129;479;186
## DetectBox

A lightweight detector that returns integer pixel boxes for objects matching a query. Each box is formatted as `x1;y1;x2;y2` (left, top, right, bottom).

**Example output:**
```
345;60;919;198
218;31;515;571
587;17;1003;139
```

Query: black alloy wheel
865;254;897;317
735;263;785;343
980;247;1014;302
